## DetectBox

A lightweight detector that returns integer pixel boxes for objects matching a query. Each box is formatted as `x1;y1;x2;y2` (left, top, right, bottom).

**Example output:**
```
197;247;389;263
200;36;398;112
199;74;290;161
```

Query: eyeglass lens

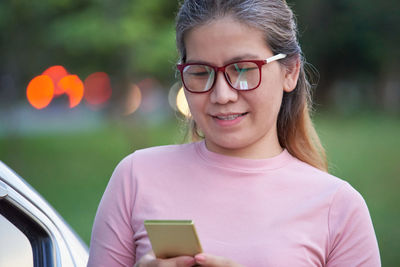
182;61;260;92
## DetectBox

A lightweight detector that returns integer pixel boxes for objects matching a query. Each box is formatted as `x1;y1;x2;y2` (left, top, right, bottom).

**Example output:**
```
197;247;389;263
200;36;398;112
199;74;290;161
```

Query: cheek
185;94;206;120
255;86;283;110
249;90;283;126
257;72;285;109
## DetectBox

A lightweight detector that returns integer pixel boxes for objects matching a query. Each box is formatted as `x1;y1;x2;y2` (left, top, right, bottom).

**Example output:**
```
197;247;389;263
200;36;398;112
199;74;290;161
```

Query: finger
137;250;195;267
194;253;236;267
142;256;195;267
153;256;195;267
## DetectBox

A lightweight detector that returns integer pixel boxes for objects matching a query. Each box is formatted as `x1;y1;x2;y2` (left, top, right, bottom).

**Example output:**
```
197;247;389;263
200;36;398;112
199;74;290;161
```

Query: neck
204;136;283;159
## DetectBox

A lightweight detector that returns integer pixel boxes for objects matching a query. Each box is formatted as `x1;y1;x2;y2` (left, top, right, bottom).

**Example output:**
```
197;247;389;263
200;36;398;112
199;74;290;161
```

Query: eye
184;65;213;77
232;62;258;73
187;71;209;76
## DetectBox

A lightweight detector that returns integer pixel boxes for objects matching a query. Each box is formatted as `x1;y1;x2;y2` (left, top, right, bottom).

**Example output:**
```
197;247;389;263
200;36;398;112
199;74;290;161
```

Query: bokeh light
135;78;163;114
84;72;112;108
27;67;113;109
58;75;84;108
168;82;181;111
176;86;190;117
124;84;142;115
26;75;54;109
42;65;69;96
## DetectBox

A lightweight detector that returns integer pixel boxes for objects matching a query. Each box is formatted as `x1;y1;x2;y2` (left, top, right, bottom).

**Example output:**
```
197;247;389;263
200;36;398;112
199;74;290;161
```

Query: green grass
0;118;184;246
315;112;400;266
0;114;398;265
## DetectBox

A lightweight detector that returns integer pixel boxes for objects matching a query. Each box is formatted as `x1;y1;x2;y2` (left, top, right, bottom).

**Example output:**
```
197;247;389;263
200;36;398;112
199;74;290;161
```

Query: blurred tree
0;0;178;105
291;0;400;110
0;0;399;111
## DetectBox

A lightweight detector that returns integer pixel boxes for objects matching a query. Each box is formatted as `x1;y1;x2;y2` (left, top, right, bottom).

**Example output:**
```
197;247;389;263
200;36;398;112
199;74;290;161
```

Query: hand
194;253;244;267
134;251;196;267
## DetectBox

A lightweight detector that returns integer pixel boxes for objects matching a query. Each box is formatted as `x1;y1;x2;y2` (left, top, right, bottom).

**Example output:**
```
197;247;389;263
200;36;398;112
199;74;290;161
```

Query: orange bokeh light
42;65;69;96
27;66;113;109
26;75;54;109
84;72;112;107
58;75;84;108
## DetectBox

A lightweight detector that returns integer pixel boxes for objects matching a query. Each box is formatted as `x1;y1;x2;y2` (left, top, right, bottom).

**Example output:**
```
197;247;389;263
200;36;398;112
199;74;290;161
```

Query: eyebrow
186;53;261;65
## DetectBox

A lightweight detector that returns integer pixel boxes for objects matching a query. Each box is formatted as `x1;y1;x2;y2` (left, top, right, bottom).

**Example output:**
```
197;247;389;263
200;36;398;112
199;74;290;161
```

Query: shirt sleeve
326;182;381;267
87;155;136;267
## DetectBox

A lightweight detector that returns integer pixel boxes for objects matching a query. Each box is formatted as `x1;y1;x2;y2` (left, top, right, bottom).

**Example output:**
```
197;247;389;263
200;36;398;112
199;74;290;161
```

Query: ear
283;56;300;93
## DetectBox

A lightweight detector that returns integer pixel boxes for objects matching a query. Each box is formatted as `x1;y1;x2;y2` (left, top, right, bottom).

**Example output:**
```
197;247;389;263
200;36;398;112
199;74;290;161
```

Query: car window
0;214;33;267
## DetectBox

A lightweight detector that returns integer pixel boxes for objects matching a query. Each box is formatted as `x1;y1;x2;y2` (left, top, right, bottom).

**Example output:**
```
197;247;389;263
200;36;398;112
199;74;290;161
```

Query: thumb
161;255;196;267
136;252;195;267
194;253;239;267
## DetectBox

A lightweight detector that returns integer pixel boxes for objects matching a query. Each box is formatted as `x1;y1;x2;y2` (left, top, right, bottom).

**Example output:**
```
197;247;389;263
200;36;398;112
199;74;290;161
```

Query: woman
88;0;380;266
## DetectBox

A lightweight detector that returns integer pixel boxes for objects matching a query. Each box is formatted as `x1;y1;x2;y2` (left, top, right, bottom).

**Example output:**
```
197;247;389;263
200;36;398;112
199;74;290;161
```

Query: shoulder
285;155;347;191
106;143;198;191
325;177;380;265
281;155;371;214
329;180;369;221
284;154;369;217
112;142;199;177
126;142;198;164
287;157;380;264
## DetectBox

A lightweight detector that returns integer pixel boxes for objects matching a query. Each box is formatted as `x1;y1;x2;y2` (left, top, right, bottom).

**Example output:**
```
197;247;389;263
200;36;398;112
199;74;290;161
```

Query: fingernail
195;254;206;264
185;258;195;265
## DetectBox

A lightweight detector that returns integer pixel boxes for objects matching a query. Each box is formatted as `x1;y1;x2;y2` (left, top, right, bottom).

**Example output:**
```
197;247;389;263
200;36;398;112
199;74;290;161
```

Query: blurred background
0;0;399;265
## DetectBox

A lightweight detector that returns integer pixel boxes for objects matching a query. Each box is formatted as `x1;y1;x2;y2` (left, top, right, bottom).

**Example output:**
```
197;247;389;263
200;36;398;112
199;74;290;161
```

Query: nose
210;72;238;104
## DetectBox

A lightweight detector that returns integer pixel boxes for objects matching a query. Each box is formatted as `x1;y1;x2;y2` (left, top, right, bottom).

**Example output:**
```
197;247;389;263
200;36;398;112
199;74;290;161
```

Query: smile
213;112;248;121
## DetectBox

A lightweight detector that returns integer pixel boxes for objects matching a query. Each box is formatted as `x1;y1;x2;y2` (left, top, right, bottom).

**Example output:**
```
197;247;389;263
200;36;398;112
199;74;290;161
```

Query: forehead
184;17;272;64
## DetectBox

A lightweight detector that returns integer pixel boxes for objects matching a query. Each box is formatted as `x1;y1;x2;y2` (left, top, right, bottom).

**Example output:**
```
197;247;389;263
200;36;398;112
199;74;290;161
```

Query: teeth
216;113;244;120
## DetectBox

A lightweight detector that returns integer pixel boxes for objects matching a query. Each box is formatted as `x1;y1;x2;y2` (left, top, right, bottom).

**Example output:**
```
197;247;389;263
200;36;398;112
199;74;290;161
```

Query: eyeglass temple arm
265;53;287;63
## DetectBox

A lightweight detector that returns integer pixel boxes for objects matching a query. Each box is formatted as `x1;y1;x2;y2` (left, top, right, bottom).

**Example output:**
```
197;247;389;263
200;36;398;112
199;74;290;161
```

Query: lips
212;112;248;120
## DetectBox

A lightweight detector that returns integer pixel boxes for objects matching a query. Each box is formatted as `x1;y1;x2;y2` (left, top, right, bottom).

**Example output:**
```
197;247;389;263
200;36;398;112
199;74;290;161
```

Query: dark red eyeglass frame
176;53;287;93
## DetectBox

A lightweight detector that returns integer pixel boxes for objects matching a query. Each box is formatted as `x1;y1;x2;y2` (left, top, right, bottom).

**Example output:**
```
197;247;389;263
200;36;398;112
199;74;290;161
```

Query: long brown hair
176;0;328;171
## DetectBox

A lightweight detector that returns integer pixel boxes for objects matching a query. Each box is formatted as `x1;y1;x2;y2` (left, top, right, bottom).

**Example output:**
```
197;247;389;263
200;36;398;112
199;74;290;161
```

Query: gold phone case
144;220;203;258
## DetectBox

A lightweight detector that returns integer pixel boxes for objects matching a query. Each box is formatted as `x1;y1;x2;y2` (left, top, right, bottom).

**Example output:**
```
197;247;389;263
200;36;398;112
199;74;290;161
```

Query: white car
0;161;89;267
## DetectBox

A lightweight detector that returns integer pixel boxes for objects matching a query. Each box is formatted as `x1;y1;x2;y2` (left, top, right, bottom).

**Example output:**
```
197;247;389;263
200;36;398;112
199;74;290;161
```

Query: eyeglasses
177;53;286;93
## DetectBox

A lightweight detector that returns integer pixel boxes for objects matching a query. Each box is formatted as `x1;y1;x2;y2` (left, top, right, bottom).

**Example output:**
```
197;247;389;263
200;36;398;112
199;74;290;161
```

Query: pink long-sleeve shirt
88;141;380;266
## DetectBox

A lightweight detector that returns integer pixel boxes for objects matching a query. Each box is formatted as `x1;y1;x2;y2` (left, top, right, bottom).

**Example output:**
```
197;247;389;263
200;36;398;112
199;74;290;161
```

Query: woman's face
184;17;299;158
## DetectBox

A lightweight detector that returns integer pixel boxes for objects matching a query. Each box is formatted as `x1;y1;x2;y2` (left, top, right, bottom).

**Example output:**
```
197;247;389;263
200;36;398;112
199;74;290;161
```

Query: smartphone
144;220;203;258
